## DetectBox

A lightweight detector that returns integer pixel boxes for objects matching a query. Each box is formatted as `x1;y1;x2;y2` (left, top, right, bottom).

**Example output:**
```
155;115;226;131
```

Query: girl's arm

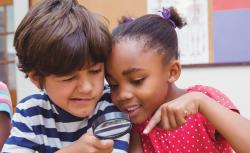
144;92;250;153
199;93;250;153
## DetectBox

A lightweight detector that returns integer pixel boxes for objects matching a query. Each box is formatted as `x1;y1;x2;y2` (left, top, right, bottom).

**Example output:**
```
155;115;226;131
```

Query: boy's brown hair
14;0;111;87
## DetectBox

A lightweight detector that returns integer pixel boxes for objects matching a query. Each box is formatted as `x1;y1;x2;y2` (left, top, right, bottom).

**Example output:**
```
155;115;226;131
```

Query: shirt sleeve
0;82;13;118
187;85;239;141
113;133;130;153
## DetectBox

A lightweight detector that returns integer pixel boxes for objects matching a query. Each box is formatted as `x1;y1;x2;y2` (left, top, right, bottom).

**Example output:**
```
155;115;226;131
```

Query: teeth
126;106;138;111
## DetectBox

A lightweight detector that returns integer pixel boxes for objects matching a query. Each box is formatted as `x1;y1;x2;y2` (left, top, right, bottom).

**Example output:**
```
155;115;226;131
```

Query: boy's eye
89;68;102;74
89;63;103;74
62;76;76;81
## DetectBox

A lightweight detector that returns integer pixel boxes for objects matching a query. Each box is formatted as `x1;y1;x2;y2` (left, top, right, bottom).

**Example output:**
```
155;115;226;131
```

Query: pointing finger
143;108;161;134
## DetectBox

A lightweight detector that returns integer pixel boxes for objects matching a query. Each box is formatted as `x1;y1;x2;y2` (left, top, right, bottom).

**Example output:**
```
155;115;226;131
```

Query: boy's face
34;63;105;117
106;40;172;124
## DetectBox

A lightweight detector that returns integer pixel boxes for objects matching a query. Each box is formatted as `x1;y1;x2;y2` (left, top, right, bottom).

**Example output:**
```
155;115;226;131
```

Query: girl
105;7;250;153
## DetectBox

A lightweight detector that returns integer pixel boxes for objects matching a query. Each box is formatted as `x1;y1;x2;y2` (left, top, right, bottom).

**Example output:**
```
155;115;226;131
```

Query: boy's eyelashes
89;68;102;74
61;76;76;81
58;67;103;81
89;63;103;74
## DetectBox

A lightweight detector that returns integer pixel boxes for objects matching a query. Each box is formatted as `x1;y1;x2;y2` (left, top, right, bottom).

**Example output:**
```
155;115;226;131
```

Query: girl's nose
117;88;133;102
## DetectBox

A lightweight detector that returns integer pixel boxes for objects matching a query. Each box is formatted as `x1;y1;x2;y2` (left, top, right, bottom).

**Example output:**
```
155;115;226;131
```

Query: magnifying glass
92;112;132;139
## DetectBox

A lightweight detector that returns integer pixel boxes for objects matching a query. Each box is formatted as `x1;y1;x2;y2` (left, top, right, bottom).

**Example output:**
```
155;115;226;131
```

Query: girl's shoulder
187;85;238;112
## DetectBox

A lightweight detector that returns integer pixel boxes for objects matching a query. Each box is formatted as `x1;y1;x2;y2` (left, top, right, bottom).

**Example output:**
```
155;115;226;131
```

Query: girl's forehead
109;42;163;69
113;39;162;60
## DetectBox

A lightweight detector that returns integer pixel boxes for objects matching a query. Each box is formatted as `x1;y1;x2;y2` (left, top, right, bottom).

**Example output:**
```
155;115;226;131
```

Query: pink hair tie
161;8;176;28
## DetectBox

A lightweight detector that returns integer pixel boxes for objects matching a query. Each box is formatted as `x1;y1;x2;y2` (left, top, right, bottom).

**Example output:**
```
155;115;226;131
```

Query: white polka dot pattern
132;85;238;153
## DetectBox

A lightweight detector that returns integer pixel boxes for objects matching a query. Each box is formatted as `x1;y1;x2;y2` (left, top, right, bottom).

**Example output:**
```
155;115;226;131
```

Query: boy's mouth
70;97;94;104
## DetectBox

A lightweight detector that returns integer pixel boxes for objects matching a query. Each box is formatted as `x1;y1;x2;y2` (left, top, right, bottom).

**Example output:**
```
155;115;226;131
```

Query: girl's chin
130;116;148;125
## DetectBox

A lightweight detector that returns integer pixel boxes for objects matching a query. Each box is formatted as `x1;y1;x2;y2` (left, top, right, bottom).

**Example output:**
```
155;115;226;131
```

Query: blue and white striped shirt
2;88;129;153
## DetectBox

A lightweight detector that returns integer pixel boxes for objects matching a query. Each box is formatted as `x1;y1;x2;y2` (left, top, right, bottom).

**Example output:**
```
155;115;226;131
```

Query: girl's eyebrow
122;68;143;76
105;67;144;78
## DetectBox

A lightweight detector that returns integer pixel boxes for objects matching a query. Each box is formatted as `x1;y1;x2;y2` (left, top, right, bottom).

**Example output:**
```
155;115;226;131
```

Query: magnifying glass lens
95;119;131;138
92;112;132;139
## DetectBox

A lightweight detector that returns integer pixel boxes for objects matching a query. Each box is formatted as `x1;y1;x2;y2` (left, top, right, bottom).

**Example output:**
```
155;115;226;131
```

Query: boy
2;0;129;152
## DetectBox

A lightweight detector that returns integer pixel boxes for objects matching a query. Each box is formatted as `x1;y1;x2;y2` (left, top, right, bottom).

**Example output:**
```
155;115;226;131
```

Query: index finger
143;108;161;134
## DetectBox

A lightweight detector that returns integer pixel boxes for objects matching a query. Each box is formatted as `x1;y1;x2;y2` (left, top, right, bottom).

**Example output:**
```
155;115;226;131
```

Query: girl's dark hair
14;0;111;86
112;16;134;37
112;7;186;64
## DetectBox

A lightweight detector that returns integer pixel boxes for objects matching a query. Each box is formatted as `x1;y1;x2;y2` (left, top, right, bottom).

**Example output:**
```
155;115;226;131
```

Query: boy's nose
77;80;92;93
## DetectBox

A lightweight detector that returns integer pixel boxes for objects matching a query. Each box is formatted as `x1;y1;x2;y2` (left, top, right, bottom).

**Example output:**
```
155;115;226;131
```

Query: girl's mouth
124;105;140;118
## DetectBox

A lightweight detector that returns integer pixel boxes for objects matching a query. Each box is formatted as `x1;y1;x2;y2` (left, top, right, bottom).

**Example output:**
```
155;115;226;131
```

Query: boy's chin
69;108;94;118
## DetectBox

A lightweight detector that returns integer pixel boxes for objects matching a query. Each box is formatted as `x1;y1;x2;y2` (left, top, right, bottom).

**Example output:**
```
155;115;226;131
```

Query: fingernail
143;129;148;134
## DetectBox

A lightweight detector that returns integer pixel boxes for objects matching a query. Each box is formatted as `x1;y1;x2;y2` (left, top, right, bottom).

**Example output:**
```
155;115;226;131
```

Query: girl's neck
165;84;186;102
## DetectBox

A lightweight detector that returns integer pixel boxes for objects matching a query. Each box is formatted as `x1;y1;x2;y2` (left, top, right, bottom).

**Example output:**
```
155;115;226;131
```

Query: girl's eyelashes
130;77;145;86
109;84;119;90
106;77;118;90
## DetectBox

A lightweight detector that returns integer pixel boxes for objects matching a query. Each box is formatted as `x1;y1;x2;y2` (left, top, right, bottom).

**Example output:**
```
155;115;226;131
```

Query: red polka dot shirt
132;85;238;153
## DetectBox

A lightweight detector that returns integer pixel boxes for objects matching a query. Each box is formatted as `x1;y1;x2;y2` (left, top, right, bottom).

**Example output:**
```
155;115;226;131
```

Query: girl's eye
106;77;118;91
131;78;145;86
109;84;119;90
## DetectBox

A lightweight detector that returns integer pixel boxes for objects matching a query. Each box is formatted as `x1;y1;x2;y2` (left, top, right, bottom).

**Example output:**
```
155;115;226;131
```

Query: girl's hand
143;92;204;134
56;132;114;153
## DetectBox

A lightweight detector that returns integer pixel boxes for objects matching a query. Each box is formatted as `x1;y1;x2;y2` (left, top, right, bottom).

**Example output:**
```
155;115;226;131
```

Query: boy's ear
27;72;41;89
166;60;181;83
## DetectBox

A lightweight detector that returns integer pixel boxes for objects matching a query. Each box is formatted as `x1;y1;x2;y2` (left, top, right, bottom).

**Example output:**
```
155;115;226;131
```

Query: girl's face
106;39;172;124
30;63;105;118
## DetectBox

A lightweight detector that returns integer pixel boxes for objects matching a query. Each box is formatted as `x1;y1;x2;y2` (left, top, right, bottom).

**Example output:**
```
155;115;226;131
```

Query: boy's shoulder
19;92;49;104
99;84;111;102
17;92;53;114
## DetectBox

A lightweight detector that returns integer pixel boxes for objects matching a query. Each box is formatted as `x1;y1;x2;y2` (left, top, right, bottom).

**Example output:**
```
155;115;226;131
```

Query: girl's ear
166;60;181;83
27;72;42;89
